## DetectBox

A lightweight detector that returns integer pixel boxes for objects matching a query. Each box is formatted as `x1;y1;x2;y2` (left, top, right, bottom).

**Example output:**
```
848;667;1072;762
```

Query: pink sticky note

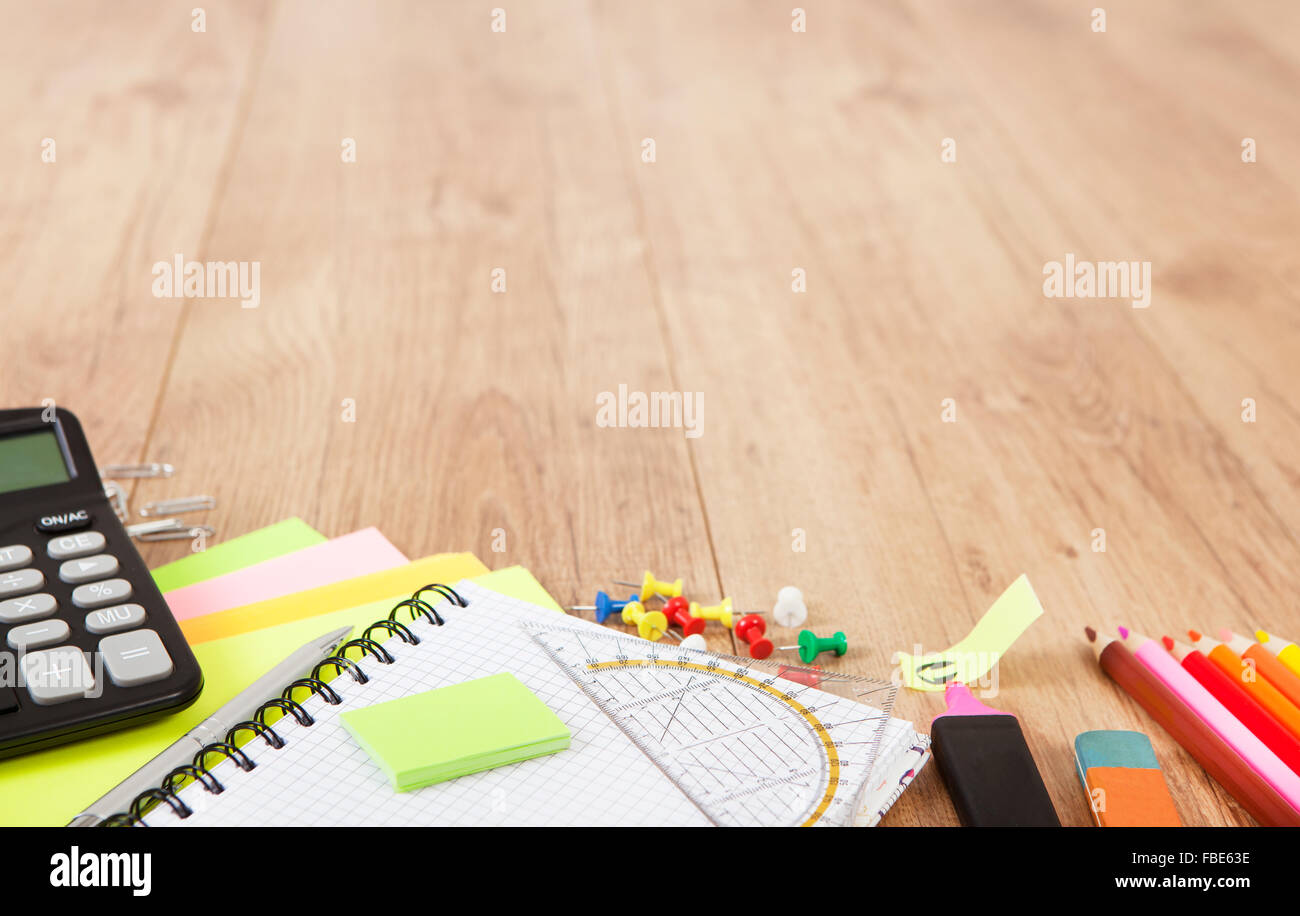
162;528;408;621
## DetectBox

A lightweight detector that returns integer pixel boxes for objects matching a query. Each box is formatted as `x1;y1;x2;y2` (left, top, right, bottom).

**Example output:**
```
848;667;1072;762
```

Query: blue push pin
568;591;639;624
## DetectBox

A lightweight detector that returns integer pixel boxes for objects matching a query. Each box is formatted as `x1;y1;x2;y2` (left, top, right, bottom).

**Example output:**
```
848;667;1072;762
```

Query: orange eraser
1075;730;1182;827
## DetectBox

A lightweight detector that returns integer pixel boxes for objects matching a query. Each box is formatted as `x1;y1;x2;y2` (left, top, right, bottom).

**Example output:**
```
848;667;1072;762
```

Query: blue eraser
1073;730;1160;789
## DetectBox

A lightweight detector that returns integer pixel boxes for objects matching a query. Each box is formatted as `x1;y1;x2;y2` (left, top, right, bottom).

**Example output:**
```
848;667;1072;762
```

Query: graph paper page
144;582;711;826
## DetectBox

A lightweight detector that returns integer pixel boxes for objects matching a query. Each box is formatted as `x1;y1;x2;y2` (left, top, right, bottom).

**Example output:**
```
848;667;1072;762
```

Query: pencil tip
1188;629;1202;642
1161;635;1173;650
1084;625;1097;642
1218;627;1234;642
1117;625;1130;639
1257;629;1271;643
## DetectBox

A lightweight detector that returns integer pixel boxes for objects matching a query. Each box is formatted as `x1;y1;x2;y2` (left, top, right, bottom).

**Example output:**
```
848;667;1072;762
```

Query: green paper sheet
151;518;325;593
340;673;570;791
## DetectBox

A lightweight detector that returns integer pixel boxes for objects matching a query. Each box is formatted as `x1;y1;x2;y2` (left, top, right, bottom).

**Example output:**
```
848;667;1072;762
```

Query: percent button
71;578;133;610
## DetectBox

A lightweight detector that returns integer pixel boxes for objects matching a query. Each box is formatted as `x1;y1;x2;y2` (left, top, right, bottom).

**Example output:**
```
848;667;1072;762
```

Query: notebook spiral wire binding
100;583;469;826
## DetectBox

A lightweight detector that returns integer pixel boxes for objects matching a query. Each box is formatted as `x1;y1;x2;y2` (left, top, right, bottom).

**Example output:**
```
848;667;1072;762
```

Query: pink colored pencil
1119;627;1300;814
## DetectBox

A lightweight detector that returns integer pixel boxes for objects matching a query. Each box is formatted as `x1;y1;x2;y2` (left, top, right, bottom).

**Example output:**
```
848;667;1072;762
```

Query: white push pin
650;622;708;651
772;586;808;628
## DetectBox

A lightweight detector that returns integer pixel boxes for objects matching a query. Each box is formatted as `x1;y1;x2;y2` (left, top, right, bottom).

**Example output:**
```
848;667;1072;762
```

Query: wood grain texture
5;0;1299;826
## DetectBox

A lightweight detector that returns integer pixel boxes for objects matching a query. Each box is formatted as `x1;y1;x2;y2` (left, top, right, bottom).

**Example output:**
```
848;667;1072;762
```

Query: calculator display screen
0;429;71;494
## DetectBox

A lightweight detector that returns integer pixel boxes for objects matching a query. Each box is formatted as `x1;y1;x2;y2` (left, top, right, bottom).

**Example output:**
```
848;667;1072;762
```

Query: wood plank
132;1;730;647
0;0;270;468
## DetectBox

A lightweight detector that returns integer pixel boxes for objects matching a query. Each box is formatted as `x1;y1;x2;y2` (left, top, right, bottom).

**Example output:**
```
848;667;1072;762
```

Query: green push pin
779;630;848;664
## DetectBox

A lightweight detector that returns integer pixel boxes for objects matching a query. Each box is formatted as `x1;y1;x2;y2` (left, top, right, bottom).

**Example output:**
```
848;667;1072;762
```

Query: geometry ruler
527;622;897;827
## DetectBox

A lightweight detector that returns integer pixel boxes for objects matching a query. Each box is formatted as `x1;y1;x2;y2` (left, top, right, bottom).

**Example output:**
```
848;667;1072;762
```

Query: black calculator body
0;407;202;758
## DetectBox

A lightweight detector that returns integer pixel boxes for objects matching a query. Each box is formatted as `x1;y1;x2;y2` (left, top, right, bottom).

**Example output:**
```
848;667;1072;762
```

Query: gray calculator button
0;545;33;572
84;603;146;635
7;619;70;651
47;531;106;560
71;578;132;609
0;593;57;623
99;629;173;687
0;569;44;598
20;647;94;705
58;553;120;585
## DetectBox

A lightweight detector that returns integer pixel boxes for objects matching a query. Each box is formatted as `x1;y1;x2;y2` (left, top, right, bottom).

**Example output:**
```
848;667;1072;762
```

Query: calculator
0;407;202;758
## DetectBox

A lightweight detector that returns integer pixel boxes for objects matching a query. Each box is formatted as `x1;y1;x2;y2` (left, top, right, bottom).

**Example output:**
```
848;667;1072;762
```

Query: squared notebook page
144;583;710;827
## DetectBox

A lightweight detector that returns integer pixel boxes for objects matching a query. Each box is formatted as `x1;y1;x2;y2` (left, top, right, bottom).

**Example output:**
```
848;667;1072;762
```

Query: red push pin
661;596;705;637
735;614;773;659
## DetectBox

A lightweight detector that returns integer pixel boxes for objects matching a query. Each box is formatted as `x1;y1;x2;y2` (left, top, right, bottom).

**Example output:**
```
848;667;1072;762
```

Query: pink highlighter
930;682;1060;826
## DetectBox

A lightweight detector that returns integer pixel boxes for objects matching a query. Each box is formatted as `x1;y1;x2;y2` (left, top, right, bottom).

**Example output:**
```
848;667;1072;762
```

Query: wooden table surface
5;1;1299;826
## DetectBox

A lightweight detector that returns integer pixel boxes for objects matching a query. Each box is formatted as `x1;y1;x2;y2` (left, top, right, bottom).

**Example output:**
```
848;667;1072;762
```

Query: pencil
1120;627;1300;814
1220;629;1300;711
1256;630;1300;679
1163;636;1300;775
1086;627;1300;826
1187;630;1300;746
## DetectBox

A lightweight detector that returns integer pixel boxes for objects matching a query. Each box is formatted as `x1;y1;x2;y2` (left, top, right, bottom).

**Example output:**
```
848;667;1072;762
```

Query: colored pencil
1086;627;1300;826
1120;628;1300;813
1256;630;1300;679
1163;636;1300;774
1220;629;1300;710
1186;631;1300;746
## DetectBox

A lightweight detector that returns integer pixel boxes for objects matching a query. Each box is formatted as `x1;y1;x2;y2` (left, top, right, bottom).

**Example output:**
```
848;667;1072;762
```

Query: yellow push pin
613;571;683;604
690;598;766;629
621;599;670;641
690;597;735;627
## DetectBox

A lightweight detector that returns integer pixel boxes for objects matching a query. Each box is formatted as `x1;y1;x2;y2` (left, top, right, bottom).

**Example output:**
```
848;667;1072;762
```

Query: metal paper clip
103;482;129;522
127;518;216;542
102;463;175;479
139;496;216;517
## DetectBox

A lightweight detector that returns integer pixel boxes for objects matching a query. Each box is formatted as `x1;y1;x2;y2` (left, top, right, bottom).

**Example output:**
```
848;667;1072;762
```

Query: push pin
690;598;765;629
661;596;706;636
772;586;808;628
735;614;774;659
778;630;848;664
654;624;708;652
568;591;640;624
613;571;682;604
621;599;670;642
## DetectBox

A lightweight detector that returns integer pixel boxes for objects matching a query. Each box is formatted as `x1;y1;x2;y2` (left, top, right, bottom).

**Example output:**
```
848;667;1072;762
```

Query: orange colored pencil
1189;630;1300;745
1222;629;1300;711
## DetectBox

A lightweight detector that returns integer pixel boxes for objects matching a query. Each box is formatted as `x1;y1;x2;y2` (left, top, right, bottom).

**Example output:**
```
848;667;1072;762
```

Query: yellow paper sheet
0;560;557;826
181;552;489;643
894;574;1044;691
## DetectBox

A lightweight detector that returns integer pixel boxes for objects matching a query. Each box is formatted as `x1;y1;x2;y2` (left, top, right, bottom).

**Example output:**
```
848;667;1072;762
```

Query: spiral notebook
126;581;922;827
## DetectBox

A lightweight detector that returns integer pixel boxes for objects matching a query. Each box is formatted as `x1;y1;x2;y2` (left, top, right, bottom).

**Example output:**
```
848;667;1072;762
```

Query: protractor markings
585;659;843;826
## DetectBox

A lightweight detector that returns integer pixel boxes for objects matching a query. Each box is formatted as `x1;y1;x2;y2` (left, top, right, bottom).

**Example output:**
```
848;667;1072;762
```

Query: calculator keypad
46;531;106;561
0;545;34;572
0;593;57;623
100;630;174;687
58;554;120;585
0;569;44;598
8;619;70;651
84;603;147;635
2;522;162;710
20;647;95;706
71;578;132;609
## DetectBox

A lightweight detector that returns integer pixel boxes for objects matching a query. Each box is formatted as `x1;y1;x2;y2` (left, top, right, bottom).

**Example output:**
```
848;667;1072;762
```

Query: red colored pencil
1086;627;1300;826
1164;636;1300;775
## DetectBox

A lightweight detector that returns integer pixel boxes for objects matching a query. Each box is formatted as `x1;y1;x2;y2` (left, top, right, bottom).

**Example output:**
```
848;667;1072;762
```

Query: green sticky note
340;673;570;792
151;518;325;593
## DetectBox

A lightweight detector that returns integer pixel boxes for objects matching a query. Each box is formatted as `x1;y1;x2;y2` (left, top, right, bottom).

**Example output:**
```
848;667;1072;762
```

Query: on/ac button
36;509;91;533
